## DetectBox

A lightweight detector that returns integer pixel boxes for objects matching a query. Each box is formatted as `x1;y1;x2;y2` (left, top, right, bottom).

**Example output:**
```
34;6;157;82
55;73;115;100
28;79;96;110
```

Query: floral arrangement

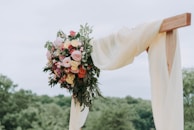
43;24;101;108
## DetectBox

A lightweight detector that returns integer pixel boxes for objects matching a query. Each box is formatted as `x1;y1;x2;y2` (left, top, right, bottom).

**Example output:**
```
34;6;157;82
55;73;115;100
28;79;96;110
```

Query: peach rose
66;73;75;85
71;40;81;47
70;60;80;73
64;40;71;49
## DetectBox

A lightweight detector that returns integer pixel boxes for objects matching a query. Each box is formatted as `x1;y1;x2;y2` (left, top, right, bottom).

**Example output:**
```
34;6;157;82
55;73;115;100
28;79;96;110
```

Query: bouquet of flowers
43;24;101;108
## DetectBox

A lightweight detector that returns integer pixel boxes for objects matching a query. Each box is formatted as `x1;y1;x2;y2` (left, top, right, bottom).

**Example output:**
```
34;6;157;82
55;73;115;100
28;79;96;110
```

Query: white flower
54;37;63;48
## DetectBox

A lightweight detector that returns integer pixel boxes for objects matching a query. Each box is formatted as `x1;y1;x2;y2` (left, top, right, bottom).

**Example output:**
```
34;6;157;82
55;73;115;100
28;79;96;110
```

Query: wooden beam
160;13;191;32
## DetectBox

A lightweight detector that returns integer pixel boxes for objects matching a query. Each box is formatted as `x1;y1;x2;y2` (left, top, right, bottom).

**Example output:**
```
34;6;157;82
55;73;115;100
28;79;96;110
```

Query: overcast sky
0;0;193;99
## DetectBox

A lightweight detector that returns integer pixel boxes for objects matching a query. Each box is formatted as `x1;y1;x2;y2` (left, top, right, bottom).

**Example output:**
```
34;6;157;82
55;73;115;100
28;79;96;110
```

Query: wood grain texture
160;13;191;32
166;30;177;74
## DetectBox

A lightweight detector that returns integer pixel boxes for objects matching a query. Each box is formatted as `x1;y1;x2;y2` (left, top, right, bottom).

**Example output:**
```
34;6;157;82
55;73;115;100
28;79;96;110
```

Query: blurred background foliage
0;68;194;130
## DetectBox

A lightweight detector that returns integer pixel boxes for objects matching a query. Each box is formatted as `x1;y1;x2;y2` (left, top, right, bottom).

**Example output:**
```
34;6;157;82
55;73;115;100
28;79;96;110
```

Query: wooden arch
80;12;191;130
149;13;191;74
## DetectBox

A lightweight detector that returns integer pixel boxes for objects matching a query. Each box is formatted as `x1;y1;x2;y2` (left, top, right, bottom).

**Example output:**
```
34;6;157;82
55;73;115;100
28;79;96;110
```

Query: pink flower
80;47;84;52
54;37;63;48
46;51;51;60
54;68;61;77
71;50;82;61
70;31;76;37
59;55;65;61
55;62;62;68
62;57;71;68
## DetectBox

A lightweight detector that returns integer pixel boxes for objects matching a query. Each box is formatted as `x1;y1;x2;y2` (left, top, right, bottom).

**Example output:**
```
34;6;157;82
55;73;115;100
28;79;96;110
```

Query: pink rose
55;62;62;68
62;57;71;68
71;50;82;61
70;31;76;37
54;37;63;48
59;55;65;61
80;47;84;52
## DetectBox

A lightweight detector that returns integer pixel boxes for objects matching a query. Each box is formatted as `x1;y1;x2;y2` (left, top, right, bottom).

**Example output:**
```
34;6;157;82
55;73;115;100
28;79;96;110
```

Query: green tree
182;68;194;130
0;74;17;129
130;100;155;130
29;103;69;130
183;68;194;105
1;90;35;130
86;105;135;130
54;95;71;107
0;122;5;130
85;97;155;130
0;73;157;130
0;74;17;116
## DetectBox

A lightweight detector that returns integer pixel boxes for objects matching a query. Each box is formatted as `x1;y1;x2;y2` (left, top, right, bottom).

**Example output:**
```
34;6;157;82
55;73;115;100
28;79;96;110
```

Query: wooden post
146;13;191;73
147;13;191;52
160;13;191;32
160;13;191;74
166;30;177;74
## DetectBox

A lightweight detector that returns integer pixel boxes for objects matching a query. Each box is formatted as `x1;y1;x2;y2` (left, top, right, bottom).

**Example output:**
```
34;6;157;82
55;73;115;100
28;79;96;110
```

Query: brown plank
166;30;177;74
159;13;191;32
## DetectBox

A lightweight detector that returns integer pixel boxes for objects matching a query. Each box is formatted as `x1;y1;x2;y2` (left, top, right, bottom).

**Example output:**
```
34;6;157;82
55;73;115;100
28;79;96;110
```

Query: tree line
0;68;194;130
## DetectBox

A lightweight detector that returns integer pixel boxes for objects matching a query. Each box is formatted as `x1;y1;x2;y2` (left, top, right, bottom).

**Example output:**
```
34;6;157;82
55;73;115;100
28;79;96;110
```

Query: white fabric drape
91;21;162;70
148;31;183;130
69;97;89;130
90;21;183;130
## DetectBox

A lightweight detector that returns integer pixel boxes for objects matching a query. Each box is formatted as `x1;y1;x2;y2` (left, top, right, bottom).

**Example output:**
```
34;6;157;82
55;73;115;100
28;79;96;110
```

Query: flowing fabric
69;97;89;130
90;21;183;130
91;21;162;70
148;31;183;130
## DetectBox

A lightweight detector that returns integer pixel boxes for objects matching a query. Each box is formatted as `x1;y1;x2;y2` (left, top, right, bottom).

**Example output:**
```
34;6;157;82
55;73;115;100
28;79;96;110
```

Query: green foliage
0;74;155;130
183;68;194;105
0;74;70;130
1;69;194;130
182;68;194;129
0;73;155;130
86;104;136;130
0;74;17;92
0;74;18;128
29;104;69;130
84;97;155;130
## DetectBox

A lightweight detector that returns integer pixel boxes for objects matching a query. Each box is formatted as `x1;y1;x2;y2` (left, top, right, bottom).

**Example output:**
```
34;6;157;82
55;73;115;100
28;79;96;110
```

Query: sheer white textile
90;21;183;130
69;97;89;130
91;21;162;70
148;31;183;130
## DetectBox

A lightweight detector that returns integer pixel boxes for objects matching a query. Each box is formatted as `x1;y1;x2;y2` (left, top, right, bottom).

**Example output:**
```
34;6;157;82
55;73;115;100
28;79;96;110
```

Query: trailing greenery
0;68;194;130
